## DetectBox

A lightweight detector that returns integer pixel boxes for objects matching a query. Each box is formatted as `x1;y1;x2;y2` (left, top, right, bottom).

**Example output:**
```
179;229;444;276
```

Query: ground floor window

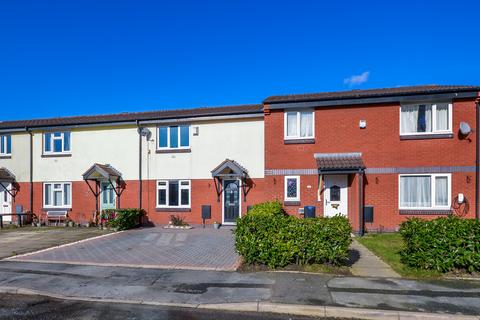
399;174;451;209
157;180;190;208
284;176;300;201
43;182;72;208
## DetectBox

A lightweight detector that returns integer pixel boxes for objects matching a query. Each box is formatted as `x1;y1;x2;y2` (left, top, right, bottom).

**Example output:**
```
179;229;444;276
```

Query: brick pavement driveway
7;227;241;271
0;227;111;259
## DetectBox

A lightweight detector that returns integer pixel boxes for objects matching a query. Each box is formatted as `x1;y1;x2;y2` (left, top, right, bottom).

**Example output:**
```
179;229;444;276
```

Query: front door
100;181;116;211
223;179;240;224
324;175;348;217
0;183;12;222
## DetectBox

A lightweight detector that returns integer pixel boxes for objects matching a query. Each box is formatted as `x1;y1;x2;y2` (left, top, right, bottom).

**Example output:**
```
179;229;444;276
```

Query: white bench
46;211;68;226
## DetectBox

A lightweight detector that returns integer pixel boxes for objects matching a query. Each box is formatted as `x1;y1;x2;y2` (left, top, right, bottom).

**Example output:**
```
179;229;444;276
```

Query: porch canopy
211;159;250;201
314;152;365;174
0;167;19;198
82;163;125;211
314;152;366;235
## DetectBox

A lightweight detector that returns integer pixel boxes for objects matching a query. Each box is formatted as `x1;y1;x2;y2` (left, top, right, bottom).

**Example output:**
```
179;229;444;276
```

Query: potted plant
213;221;220;229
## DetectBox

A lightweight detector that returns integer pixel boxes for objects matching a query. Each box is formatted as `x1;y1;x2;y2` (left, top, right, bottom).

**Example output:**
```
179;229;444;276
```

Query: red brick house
263;85;480;233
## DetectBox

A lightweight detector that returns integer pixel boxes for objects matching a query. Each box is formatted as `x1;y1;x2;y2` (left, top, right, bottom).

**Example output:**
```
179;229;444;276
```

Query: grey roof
0;167;16;183
211;159;248;178
82;163;122;180
0;104;263;130
314;153;365;171
264;85;480;104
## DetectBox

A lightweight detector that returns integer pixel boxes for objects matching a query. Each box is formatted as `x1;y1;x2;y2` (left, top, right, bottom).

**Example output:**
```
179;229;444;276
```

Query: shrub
170;215;189;226
400;217;480;273
109;208;145;231
235;201;352;268
247;201;286;217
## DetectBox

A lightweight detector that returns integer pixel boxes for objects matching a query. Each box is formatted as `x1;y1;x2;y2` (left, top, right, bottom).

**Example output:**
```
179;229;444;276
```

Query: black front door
223;180;240;223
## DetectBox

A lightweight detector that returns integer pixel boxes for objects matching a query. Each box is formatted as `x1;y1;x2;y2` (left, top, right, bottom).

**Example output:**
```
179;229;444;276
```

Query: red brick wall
11;178;265;226
264;99;478;231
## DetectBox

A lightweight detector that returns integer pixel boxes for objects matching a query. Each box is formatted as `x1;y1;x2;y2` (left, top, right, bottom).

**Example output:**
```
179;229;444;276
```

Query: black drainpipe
476;98;480;221
28;128;33;213
137;121;142;210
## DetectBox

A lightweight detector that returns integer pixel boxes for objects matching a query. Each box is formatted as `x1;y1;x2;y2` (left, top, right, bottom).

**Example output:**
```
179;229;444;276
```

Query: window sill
399;209;452;215
156;148;191;154
0;155;11;159
42;207;72;211
41;153;72;158
156;207;191;212
400;133;453;140
284;138;315;145
284;200;301;206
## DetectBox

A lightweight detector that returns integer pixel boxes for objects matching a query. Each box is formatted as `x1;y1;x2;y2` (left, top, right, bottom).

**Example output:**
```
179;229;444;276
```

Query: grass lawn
356;233;442;279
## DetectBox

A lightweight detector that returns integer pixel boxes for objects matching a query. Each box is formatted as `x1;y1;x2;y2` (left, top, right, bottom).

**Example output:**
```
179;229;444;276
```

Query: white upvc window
156;180;191;208
43;131;71;154
284;176;300;201
0;135;12;156
400;103;452;135
43;182;72;208
399;174;451;210
157;125;190;150
284;110;314;140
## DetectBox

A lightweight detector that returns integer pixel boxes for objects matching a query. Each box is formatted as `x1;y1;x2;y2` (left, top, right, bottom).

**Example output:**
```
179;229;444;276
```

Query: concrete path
349;238;400;278
0;261;479;317
6;227;240;271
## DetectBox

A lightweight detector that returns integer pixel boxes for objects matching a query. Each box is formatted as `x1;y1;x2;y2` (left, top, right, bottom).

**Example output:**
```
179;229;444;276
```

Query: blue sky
1;0;479;120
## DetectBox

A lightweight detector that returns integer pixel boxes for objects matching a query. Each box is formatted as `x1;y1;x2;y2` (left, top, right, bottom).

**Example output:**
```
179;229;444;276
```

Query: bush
109;208;145;231
170;215;189;226
400;217;480;273
235;201;352;268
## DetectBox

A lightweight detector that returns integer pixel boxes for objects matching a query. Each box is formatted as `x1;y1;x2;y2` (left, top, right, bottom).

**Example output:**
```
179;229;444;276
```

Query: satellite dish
459;122;471;136
138;127;152;140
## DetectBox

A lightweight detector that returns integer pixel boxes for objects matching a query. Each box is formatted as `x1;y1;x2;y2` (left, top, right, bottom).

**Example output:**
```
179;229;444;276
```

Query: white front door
0;183;12;222
324;175;348;217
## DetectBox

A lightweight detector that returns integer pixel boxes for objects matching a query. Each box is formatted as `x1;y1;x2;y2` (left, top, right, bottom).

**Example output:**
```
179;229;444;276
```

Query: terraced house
1;85;479;233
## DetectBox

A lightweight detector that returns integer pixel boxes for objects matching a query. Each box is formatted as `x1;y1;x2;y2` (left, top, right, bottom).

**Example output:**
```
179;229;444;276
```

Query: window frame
284;175;300;201
43;131;71;155
398;173;451;210
157;125;190;150
0;134;12;156
156;179;191;208
43;182;72;208
284;110;315;140
399;102;453;136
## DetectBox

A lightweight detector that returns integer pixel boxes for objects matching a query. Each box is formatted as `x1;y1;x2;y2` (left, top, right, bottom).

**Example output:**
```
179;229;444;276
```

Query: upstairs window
44;182;72;208
158;125;190;149
0;135;11;156
284;110;314;140
44;132;71;154
400;103;452;135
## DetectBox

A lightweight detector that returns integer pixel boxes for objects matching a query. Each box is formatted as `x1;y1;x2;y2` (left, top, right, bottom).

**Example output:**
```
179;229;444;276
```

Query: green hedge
235;201;352;268
400;217;480;272
108;208;145;231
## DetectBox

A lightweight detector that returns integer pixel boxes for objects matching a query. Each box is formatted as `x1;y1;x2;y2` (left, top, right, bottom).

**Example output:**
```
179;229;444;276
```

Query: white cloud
344;71;370;86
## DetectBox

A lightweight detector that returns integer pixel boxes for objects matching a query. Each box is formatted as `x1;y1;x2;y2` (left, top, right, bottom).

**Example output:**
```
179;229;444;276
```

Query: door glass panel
330;185;340;201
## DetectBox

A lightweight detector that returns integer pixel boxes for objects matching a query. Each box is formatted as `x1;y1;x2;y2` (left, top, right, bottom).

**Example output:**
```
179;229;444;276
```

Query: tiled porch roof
314;153;365;171
0;167;16;183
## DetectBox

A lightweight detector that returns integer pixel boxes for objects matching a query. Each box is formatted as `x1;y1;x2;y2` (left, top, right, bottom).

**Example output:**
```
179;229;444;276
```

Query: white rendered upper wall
0;117;264;182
